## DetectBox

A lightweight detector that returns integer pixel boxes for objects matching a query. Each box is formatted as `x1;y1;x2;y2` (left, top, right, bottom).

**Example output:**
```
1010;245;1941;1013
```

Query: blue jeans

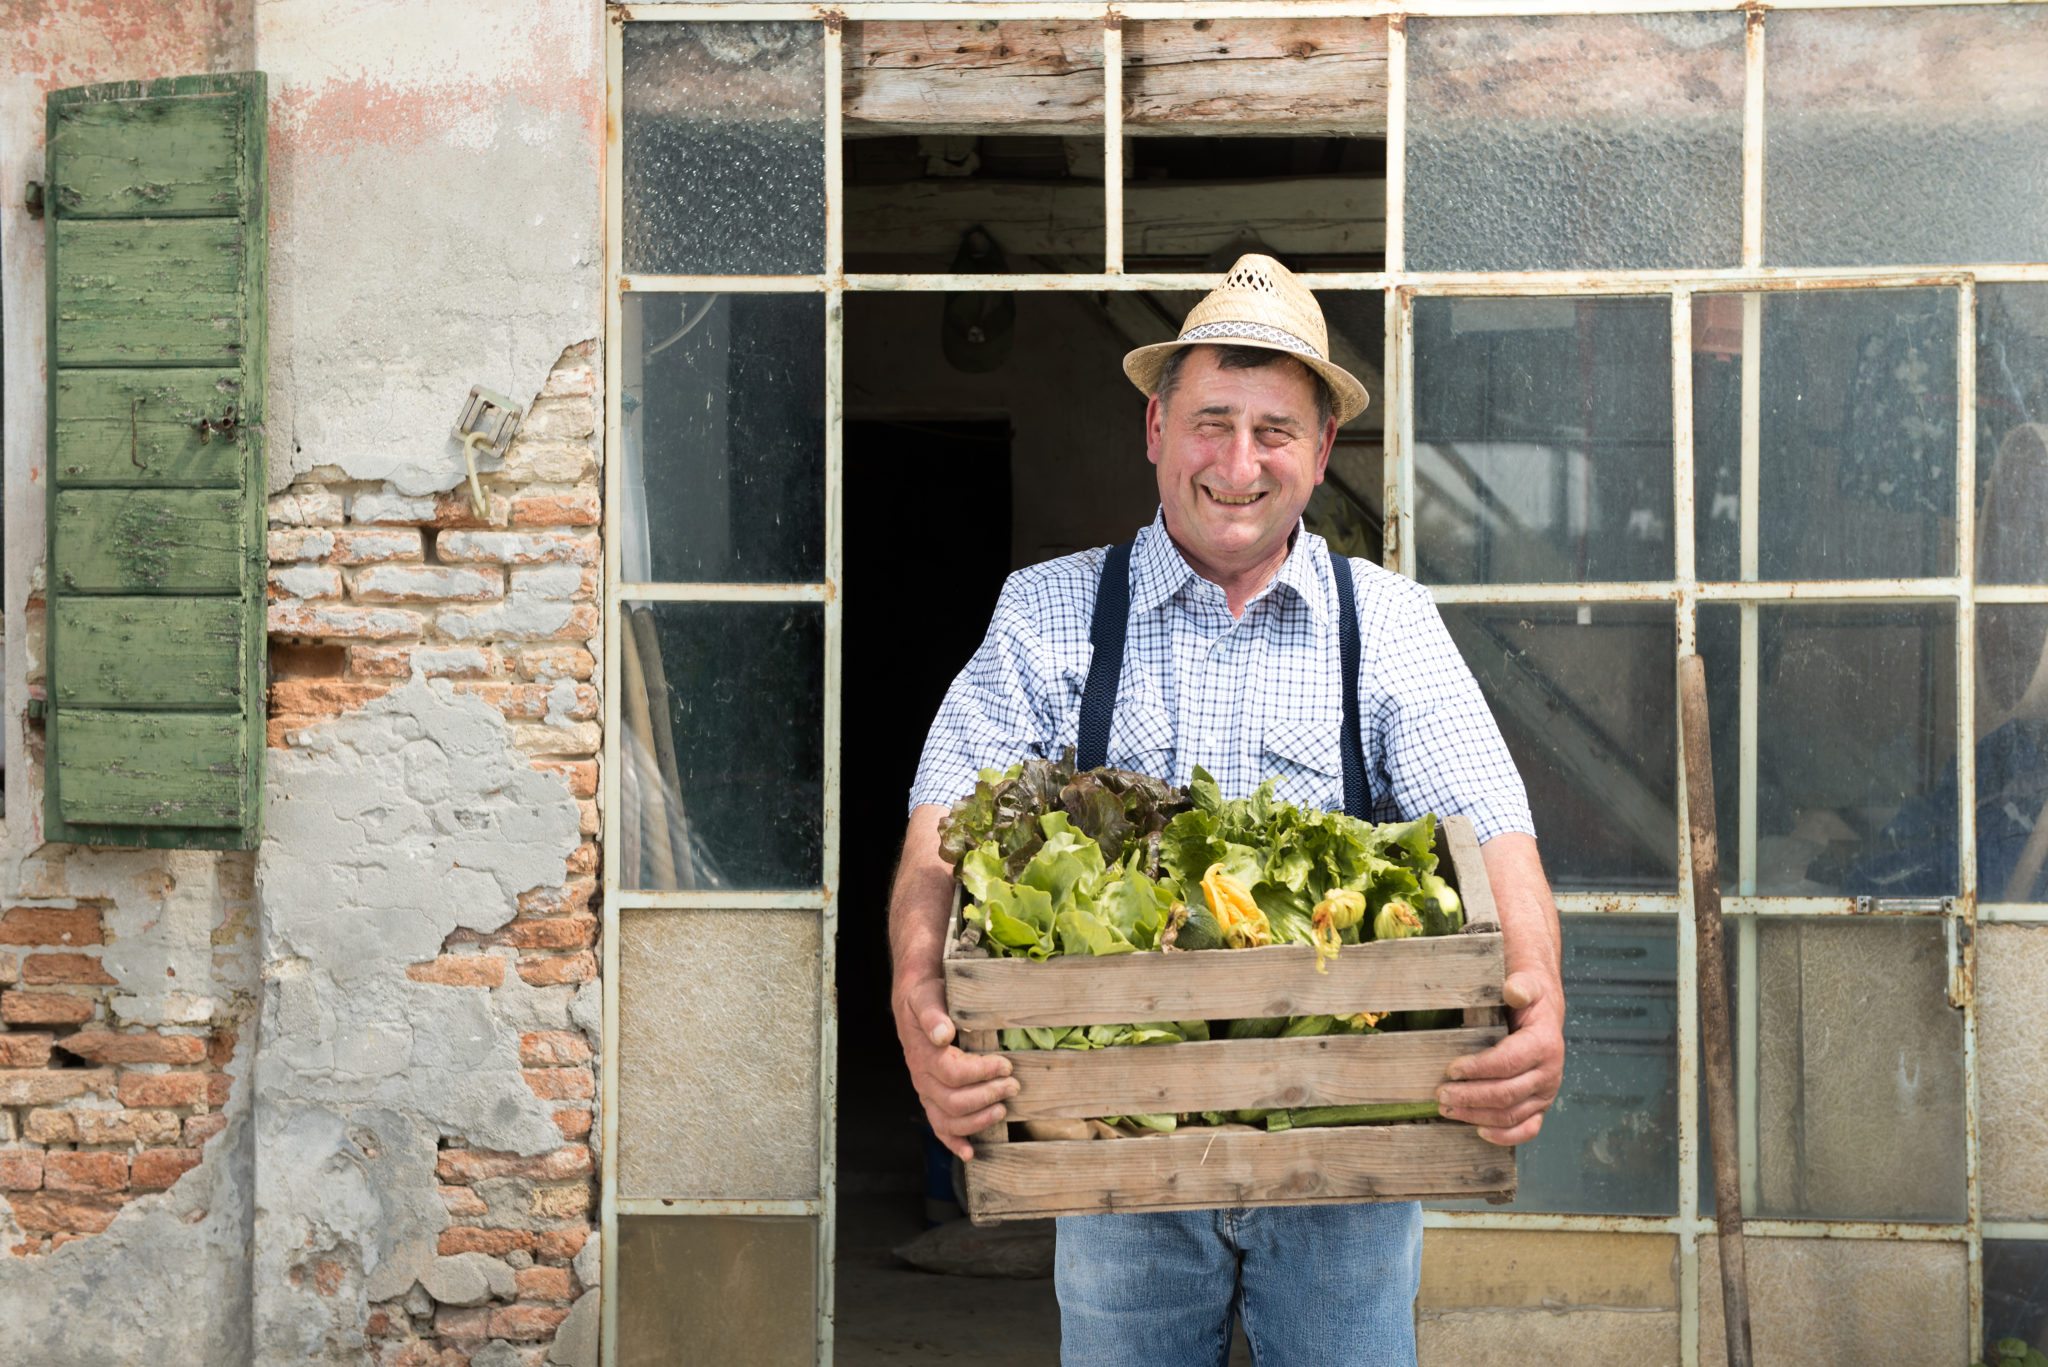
1055;1202;1422;1366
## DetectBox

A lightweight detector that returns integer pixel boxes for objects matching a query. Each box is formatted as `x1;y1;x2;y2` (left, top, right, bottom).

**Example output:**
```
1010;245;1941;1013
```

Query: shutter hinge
25;181;44;220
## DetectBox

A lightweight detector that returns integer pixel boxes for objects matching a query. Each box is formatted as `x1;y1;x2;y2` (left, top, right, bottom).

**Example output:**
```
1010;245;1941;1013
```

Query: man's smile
1202;487;1267;507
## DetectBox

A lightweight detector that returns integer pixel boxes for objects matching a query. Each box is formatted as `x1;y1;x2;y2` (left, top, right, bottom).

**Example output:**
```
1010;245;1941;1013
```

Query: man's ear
1145;392;1166;466
1314;416;1338;483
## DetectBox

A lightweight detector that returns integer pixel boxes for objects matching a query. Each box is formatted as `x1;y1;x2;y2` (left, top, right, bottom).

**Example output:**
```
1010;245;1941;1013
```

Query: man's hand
894;976;1017;1162
1437;968;1565;1145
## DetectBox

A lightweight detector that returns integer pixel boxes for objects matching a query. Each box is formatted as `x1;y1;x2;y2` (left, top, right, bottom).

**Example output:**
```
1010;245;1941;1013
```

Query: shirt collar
1131;507;1331;625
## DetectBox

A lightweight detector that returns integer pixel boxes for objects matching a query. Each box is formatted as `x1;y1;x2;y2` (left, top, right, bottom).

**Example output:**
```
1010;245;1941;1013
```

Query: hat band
1177;320;1323;363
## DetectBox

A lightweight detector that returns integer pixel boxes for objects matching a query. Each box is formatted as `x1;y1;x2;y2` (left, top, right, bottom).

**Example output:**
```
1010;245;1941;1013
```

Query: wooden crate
942;814;1516;1223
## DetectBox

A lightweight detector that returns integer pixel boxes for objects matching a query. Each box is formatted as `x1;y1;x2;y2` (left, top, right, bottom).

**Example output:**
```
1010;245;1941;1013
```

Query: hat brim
1123;336;1371;425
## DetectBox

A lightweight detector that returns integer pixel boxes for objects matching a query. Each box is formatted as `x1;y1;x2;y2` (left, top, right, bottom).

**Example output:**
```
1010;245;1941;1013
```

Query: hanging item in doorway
941;226;1016;374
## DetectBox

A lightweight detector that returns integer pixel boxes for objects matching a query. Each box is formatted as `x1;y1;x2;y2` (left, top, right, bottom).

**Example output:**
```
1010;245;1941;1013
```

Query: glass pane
1407;14;1743;272
1765;7;2048;268
619;910;821;1199
1699;1236;1969;1366
1699;604;1957;897
1748;919;1966;1221
1979;925;2048;1220
1985;1240;2048;1354
623;22;825;275
1980;607;2048;903
1415;296;1673;584
621;602;825;891
1441;604;1677;891
621;293;825;584
845;135;1105;274
618;1215;817;1366
1978;284;2048;585
1693;290;1958;583
1435;916;1678;1216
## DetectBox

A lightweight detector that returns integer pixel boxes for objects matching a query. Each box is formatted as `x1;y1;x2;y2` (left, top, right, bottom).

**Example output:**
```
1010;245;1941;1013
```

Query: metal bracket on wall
452;386;523;518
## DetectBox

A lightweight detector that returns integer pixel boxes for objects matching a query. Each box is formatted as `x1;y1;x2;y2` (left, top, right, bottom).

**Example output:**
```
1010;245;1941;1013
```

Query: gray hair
1155;343;1336;432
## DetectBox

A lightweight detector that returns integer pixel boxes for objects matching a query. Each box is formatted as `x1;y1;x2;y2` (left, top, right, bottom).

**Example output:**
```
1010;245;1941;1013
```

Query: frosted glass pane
1693;290;1958;582
1698;1237;1968;1367
623;22;825;275
617;1215;817;1367
621;602;825;892
1441;604;1677;892
1435;917;1677;1215
1978;285;2048;585
620;293;824;584
1407;14;1743;271
1699;604;1957;897
1748;919;1965;1222
1415;296;1673;583
619;910;821;1199
1765;7;2048;268
1980;607;2048;904
1979;926;2048;1219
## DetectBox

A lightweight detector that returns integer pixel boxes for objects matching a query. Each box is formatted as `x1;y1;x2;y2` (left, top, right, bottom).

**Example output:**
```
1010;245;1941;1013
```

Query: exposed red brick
513;1266;577;1302
58;1030;208;1065
208;1028;239;1067
365;1308;400;1339
532;760;598;800
516;878;595;917
118;1072;209;1108
43;1151;128;1194
565;843;597;877
378;1344;471;1367
519;1031;592;1067
268;679;397;716
489;1304;570;1341
434;1305;492;1342
21;953;116;986
498;916;597;952
0;950;17;983
185;1113;229;1147
509;491;599;528
0;1067;115;1106
206;1073;233;1106
130;1148;204;1191
0;991;96;1026
522;1067;595;1102
0;907;103;946
438;530;597;566
269;642;350;680
346;646;415;679
23;1110;76;1143
405;955;505;988
551;1109;592;1141
439;1183;488;1218
7;1192;122;1235
436;1145;592;1185
0;1149;43;1190
532;1226;588;1262
268;527;423;564
438;1227;535;1257
0;1031;55;1067
515;646;595;682
514;951;596;987
268;602;428;642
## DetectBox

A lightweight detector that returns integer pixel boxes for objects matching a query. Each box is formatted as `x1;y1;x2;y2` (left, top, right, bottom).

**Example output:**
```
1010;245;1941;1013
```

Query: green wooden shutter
44;73;267;849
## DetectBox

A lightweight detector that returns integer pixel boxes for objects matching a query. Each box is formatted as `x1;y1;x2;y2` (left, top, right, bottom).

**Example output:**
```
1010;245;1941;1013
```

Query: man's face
1146;346;1337;582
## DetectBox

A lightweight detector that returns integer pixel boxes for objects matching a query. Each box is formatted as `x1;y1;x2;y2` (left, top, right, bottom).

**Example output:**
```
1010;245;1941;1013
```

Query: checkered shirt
910;509;1535;844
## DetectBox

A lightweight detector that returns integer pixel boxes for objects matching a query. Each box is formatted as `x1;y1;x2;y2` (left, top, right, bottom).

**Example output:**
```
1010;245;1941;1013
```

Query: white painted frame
601;4;2048;1363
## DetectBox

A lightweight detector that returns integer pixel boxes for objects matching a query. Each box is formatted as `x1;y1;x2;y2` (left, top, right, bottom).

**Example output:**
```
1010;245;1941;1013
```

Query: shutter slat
54;369;247;487
54;599;244;710
52;489;246;594
51;94;242;219
54;218;245;367
54;711;249;829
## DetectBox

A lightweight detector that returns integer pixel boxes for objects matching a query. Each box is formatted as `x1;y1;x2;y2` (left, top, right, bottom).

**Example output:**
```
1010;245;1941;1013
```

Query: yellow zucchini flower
1201;864;1272;949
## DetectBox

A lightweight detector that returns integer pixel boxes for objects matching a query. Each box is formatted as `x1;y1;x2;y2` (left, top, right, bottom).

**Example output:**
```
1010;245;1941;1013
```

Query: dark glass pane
618;1215;818;1367
1985;1240;2048;1354
1979;606;2048;903
1977;284;2048;586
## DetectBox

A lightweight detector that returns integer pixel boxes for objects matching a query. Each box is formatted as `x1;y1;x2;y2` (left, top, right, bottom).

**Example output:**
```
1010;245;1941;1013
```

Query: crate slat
1002;1025;1504;1119
966;1123;1514;1222
946;931;1505;1030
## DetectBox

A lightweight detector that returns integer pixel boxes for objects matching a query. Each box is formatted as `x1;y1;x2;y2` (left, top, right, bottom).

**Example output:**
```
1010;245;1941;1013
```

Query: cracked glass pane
1407;13;1743;271
620;293;825;584
1415;296;1674;584
1978;284;2048;587
617;1215;818;1366
1765;7;2048;267
620;601;824;892
1699;603;1957;897
1692;290;1958;583
1980;607;2048;904
1435;916;1678;1216
1441;603;1677;892
618;910;821;1200
623;22;825;275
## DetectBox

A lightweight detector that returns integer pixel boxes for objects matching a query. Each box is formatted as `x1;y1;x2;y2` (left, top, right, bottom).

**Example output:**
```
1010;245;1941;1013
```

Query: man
889;255;1564;1365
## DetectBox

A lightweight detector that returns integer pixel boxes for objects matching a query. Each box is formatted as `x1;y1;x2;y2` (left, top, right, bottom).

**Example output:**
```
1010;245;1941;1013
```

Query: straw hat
1122;254;1370;424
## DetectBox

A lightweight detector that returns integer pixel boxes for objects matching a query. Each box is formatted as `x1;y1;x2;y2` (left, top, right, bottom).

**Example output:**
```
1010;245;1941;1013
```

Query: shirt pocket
1109;701;1178;781
1262;714;1344;810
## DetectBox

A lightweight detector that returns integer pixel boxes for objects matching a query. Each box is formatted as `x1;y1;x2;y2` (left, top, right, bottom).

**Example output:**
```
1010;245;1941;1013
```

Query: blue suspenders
1074;540;1372;820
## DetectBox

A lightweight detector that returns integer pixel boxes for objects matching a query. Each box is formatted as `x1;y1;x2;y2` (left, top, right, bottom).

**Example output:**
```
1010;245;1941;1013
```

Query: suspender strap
1326;546;1371;819
1075;541;1135;772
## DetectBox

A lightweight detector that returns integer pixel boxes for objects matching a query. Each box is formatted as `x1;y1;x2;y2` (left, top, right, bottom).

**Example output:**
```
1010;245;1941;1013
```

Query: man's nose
1217;425;1261;483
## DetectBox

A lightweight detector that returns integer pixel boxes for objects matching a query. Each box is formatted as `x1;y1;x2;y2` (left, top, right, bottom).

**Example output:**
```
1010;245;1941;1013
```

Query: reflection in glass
1693;290;1958;582
1407;13;1743;271
1985;1240;2048;1353
621;602;825;891
1766;7;2048;267
1441;604;1677;891
1979;606;2048;903
618;1215;818;1367
1978;285;2048;585
1749;919;1966;1222
621;293;825;584
618;910;821;1199
845;135;1106;274
1437;916;1678;1215
623;23;825;274
1415;296;1673;584
1700;603;1957;897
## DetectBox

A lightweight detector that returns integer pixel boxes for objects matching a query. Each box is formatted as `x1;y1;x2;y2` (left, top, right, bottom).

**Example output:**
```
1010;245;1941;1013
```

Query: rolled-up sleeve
1369;579;1535;845
907;565;1078;813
